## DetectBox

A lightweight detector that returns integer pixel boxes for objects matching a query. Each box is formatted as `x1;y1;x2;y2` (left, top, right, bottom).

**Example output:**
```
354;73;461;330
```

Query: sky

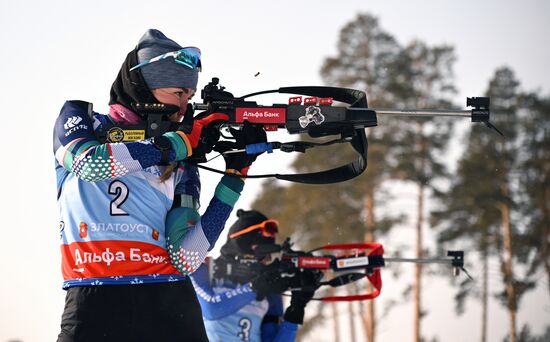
0;0;549;341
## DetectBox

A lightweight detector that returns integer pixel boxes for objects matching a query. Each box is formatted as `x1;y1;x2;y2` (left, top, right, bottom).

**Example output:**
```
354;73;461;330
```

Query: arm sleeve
190;263;257;320
262;321;298;342
53;101;189;182
166;174;245;275
266;294;284;316
261;295;298;342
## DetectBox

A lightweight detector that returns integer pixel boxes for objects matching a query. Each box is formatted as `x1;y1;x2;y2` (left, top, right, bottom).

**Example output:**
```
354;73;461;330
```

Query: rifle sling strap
273;128;368;184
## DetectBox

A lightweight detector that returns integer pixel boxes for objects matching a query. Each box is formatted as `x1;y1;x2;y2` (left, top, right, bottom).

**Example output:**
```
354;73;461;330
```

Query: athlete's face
151;87;195;123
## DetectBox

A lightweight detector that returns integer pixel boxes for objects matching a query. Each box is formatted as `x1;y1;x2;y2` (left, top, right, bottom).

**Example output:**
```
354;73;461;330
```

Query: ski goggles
229;219;279;239
130;47;202;72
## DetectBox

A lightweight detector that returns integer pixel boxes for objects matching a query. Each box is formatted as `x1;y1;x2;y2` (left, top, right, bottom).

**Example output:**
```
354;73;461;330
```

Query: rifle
212;238;471;302
95;77;497;184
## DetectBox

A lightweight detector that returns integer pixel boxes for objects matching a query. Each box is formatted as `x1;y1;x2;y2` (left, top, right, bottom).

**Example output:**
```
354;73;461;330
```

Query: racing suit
54;101;243;341
191;262;299;342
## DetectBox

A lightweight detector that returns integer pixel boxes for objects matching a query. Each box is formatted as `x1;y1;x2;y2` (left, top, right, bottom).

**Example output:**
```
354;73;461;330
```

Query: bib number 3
237;317;252;342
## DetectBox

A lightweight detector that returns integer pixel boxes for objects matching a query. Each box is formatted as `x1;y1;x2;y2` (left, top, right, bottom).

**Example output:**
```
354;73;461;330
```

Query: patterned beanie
136;29;199;90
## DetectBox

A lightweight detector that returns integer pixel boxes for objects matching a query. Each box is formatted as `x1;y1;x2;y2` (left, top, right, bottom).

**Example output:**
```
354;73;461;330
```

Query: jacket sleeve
53;101;189;182
261;295;298;342
189;263;257;320
263;321;298;342
166;173;245;276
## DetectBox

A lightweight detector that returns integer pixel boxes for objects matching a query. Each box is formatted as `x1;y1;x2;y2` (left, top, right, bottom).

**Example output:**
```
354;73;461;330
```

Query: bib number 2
108;180;129;216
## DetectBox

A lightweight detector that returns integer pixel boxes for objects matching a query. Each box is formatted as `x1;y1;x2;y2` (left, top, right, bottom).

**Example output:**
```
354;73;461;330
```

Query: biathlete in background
191;209;314;342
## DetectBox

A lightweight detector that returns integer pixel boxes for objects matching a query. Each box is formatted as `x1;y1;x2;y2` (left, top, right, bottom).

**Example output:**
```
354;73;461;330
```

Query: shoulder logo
64;116;83;129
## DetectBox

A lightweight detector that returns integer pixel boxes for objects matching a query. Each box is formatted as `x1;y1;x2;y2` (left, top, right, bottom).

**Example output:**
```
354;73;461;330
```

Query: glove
251;260;289;301
283;290;315;324
178;111;229;158
215;121;267;176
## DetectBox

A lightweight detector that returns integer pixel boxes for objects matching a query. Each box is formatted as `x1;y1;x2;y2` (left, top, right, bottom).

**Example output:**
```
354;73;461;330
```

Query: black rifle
95;77;495;184
212;238;470;302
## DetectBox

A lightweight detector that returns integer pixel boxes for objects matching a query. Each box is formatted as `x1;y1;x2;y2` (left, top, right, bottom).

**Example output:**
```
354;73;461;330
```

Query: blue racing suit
190;261;299;342
53;100;244;288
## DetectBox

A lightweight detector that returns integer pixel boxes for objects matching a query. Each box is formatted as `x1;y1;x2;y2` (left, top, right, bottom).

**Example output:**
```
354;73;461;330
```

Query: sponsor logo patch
336;256;370;269
79;222;88;238
64;116;83;129
236;108;286;123
298;256;331;269
107;128;145;142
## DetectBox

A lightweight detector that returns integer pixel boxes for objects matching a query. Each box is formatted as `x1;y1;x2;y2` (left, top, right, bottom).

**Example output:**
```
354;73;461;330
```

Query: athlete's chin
169;112;185;123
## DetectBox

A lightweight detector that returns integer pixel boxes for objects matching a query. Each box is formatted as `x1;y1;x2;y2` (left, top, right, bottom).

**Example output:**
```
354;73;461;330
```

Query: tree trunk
480;243;489;342
413;122;426;342
348;297;357;342
500;183;517;342
413;182;424;342
330;287;341;342
363;187;376;342
359;296;368;342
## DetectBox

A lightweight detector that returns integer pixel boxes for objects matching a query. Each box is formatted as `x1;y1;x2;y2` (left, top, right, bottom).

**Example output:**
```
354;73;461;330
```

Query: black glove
283;290;315;324
214;121;267;175
178;111;229;159
251;260;289;301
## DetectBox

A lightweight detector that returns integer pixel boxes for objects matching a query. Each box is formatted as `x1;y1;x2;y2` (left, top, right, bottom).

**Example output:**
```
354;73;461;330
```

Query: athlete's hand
283;290;315;324
178;112;229;157
251;260;289;300
214;121;267;176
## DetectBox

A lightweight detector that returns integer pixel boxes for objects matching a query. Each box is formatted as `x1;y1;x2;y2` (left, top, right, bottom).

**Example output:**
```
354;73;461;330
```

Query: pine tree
518;92;550;296
384;39;457;342
320;13;405;342
431;67;536;342
253;13;403;342
431;115;503;342
253;13;459;342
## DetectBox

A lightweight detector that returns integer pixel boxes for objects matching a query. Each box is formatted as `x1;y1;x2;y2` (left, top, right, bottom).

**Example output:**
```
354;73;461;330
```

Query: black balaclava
109;49;159;117
220;209;277;257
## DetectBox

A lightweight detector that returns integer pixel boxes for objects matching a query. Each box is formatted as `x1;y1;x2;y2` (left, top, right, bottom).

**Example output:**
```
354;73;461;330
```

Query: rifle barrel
384;257;455;265
373;109;471;118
